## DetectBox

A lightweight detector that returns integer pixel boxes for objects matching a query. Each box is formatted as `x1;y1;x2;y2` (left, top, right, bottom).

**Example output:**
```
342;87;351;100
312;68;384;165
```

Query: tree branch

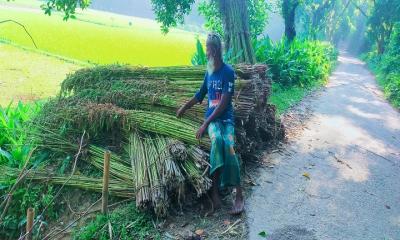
350;0;368;17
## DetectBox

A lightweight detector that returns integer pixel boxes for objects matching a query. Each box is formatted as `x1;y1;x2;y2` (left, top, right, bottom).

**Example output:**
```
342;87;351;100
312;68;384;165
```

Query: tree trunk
377;36;385;54
282;0;297;42
217;0;256;64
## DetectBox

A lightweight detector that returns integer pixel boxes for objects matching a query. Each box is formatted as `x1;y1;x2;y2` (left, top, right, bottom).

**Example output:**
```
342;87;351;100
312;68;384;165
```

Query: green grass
73;204;160;240
0;43;82;105
269;81;325;115
0;1;199;66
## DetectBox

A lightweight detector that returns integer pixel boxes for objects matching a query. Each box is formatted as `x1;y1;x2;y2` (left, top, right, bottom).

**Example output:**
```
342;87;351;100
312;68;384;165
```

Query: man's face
206;44;215;61
206;43;216;75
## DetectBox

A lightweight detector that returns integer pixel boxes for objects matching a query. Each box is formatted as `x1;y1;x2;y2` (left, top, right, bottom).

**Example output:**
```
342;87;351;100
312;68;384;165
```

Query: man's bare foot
211;170;222;211
230;187;244;215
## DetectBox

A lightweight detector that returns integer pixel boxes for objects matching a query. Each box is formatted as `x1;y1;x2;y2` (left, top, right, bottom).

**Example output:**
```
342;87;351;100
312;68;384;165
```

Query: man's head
206;33;222;75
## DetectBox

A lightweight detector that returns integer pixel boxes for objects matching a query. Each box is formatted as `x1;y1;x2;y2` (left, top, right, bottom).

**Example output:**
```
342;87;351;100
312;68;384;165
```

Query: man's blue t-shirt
194;63;235;123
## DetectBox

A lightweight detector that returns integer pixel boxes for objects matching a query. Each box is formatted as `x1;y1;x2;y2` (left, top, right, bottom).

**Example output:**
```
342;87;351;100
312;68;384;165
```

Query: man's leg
221;123;244;215
211;168;222;209
207;122;224;209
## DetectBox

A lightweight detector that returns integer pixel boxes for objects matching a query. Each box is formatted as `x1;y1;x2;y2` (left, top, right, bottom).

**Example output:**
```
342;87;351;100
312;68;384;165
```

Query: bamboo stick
26;208;34;240
102;151;111;214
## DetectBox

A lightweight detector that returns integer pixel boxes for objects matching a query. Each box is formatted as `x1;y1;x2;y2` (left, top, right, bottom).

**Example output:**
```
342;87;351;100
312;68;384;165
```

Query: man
176;33;244;215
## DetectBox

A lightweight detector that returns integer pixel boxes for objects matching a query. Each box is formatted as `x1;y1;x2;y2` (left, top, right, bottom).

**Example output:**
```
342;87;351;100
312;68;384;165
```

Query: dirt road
246;52;400;240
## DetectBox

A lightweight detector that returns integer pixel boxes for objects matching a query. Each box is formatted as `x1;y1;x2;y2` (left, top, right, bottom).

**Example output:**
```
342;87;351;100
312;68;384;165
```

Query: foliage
292;0;367;44
255;37;338;87
198;0;223;36
0;101;59;239
0;183;57;239
150;0;195;33
39;0;90;20
255;37;338;114
281;0;301;41
346;9;370;55
197;0;269;40
384;74;400;107
73;204;160;240
247;0;270;39
364;23;400;108
0;101;42;167
191;38;207;65
0;8;198;66
296;0;337;40
367;0;400;54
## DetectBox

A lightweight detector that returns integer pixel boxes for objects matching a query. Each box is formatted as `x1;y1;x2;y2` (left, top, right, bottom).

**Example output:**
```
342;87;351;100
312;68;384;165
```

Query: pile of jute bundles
6;64;284;216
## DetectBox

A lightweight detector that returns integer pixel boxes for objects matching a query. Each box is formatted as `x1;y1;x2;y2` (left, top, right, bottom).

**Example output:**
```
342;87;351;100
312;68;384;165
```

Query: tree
216;0;256;63
294;0;355;43
40;0;257;63
367;0;400;54
297;0;337;40
281;0;300;41
198;0;269;41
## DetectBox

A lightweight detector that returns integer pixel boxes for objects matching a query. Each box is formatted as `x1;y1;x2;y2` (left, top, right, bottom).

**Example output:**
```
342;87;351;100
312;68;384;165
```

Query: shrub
0;101;43;167
255;37;338;87
384;73;400;107
191;38;207;66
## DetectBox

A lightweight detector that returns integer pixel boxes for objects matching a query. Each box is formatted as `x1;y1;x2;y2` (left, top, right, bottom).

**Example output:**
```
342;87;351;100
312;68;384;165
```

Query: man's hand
196;122;208;139
176;106;186;118
177;97;200;118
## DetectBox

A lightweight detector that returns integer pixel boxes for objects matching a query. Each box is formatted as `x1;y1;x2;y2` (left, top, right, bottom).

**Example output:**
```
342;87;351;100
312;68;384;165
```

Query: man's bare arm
196;93;231;139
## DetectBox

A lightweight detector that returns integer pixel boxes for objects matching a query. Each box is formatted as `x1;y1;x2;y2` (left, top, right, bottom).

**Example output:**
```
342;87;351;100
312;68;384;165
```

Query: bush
385;73;400;107
255;38;338;87
364;23;400;108
191;38;207;66
0;101;43;167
